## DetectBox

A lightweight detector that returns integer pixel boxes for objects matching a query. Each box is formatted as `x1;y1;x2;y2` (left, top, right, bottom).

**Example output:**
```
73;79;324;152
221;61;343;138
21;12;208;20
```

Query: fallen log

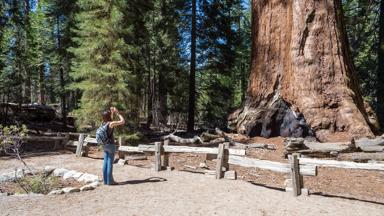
163;134;203;144
299;158;384;171
355;137;384;152
284;138;355;156
228;155;317;176
350;152;384;162
215;128;235;145
232;142;276;150
200;132;221;142
248;143;276;150
303;141;354;152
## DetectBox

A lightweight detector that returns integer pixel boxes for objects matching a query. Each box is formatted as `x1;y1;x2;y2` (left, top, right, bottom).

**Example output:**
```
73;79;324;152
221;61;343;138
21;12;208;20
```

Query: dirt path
1;154;383;216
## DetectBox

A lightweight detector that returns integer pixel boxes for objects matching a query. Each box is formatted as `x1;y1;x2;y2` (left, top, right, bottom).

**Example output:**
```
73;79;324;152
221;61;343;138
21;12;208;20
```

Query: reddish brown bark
229;0;379;142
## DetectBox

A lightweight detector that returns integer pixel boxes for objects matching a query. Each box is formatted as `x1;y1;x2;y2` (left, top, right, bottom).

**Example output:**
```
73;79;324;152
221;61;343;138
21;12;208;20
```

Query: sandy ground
1;153;384;216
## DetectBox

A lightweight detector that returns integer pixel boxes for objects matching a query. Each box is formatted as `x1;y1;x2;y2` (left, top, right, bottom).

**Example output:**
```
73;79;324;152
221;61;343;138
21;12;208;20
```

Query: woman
101;107;125;185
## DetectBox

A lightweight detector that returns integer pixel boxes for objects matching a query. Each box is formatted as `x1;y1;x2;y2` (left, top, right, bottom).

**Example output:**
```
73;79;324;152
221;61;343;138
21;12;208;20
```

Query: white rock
15;169;26;178
53;168;69;177
48;189;64;195
43;166;55;175
88;181;99;187
78;173;99;183
13;193;26;197
62;187;80;193
28;192;43;196
80;183;96;191
199;162;208;169
72;172;84;180
63;170;77;180
284;179;292;187
117;159;127;165
0;174;13;182
224;171;237;180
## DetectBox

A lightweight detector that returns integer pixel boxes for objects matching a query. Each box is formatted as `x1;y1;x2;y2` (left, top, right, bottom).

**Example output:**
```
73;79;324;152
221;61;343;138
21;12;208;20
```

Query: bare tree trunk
229;0;377;142
378;0;384;126
57;16;67;124
38;64;45;105
187;0;197;132
24;0;31;104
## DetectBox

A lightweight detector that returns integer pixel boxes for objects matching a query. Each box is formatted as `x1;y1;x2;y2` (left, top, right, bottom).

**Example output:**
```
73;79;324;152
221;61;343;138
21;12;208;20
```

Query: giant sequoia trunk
229;0;379;142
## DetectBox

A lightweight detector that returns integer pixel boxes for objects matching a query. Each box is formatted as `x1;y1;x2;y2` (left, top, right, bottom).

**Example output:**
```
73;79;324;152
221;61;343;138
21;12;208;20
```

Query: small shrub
122;132;145;145
16;174;61;194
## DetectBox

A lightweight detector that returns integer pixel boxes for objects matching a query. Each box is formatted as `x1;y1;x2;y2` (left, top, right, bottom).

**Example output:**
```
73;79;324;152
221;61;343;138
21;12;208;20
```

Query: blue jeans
103;144;116;185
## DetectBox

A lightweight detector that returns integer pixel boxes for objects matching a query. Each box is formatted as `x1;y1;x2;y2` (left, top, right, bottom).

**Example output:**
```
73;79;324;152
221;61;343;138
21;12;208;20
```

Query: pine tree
187;0;197;132
43;0;78;121
144;0;183;127
0;1;5;77
70;0;143;127
197;0;241;128
378;0;384;125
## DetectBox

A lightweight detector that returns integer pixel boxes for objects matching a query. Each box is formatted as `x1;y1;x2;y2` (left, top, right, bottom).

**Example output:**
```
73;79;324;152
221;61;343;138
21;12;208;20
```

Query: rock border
0;166;100;197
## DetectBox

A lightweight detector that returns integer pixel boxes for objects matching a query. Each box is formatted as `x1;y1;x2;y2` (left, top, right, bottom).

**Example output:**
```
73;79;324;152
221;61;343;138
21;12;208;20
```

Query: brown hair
102;110;112;123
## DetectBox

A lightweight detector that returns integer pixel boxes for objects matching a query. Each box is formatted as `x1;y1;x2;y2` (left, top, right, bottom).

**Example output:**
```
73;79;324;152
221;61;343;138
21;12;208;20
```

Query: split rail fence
5;132;384;197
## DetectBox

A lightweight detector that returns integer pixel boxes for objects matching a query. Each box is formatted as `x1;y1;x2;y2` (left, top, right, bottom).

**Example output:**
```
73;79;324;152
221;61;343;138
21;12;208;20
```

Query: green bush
17;174;61;194
121;132;145;146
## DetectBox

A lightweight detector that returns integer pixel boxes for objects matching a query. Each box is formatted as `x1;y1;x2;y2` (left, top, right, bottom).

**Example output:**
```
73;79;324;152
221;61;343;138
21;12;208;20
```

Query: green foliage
120;132;146;146
2;0;381;131
197;0;250;128
343;0;380;103
16;174;61;194
0;124;28;151
70;0;138;127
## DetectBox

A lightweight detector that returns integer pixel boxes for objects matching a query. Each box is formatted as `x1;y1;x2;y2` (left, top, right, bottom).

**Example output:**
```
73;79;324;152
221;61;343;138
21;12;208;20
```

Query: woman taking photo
100;107;125;185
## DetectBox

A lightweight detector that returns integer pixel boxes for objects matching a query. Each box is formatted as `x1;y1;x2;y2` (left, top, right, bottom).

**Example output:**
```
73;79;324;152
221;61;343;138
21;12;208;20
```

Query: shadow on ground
115;177;167;185
248;181;384;205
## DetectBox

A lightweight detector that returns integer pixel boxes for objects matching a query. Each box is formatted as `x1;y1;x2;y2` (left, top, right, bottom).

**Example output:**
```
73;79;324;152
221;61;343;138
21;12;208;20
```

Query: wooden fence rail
299;157;384;171
228;155;317;176
119;144;245;156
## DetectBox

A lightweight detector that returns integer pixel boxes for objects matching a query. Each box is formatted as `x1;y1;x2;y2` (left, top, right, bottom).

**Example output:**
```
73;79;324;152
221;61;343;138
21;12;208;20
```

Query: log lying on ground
163;134;203;144
200;132;221;142
228;155;316;176
234;142;276;150
350;152;384;162
284;138;355;155
119;144;246;156
284;138;307;151
299;158;384;171
355;137;384;152
304;141;354;152
215;128;276;150
215;128;235;145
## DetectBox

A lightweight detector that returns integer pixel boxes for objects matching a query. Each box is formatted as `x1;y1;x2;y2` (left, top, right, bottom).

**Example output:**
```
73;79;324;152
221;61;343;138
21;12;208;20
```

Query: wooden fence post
64;133;70;145
216;143;225;179
54;133;61;150
162;139;170;168
289;153;301;196
223;142;230;171
155;142;163;171
118;136;125;159
76;134;85;157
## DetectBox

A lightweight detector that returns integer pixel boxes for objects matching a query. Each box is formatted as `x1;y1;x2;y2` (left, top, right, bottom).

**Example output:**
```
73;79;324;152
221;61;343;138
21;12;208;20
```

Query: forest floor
1;143;384;215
